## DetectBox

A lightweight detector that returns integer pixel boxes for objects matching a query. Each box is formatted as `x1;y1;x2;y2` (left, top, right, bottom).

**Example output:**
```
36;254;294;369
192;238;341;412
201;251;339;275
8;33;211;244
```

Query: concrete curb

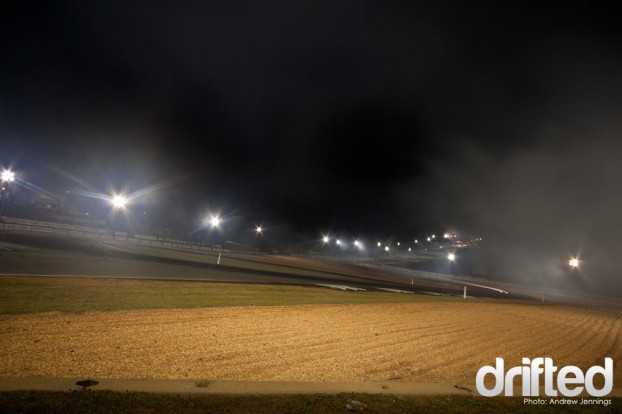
0;377;474;395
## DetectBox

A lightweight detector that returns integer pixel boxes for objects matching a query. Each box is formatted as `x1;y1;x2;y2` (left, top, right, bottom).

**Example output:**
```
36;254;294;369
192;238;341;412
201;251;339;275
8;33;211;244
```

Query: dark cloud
414;94;622;294
2;2;622;268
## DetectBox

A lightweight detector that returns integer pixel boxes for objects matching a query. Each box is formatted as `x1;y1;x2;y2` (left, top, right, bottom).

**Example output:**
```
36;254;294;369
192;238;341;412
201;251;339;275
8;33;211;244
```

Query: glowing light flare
323;236;330;244
111;195;128;209
255;226;263;234
209;215;221;228
1;170;15;182
448;253;456;262
569;258;579;268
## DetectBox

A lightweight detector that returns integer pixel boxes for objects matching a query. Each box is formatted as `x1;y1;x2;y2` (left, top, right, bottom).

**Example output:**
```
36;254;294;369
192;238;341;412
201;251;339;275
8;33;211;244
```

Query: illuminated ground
2;301;621;389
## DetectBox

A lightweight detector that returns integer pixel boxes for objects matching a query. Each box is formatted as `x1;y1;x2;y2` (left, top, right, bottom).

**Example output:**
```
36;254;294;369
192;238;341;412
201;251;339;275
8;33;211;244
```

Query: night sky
3;2;622;290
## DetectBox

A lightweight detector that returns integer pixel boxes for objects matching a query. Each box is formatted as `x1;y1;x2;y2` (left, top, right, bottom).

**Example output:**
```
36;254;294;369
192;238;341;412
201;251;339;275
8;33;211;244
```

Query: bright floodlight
448;253;456;262
377;242;381;247
354;240;360;247
111;195;127;209
323;236;330;244
336;239;342;246
210;215;221;228
569;258;579;268
427;237;431;242
384;246;389;252
256;225;263;234
1;170;15;182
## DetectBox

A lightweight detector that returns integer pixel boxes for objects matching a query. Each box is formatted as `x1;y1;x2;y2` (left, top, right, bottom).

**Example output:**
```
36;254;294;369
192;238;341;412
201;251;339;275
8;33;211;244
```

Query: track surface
0;232;514;299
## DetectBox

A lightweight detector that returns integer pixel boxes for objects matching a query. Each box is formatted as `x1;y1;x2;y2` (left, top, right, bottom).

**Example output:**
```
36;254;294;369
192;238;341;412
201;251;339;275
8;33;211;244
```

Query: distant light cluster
0;167;584;270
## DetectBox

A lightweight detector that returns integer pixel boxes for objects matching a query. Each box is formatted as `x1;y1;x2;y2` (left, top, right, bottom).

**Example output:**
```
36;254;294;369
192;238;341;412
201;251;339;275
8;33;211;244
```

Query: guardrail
0;216;229;252
358;261;512;290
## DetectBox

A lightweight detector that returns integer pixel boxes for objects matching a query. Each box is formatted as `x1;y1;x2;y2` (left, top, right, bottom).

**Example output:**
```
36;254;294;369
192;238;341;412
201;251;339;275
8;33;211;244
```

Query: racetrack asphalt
0;231;520;299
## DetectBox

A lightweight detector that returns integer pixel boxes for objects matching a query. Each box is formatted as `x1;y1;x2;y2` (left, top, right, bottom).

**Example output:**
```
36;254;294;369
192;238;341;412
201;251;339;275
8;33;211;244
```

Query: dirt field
1;302;621;386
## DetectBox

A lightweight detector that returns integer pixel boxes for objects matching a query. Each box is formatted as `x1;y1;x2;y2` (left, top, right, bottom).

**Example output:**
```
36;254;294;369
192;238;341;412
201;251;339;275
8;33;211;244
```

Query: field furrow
1;302;621;385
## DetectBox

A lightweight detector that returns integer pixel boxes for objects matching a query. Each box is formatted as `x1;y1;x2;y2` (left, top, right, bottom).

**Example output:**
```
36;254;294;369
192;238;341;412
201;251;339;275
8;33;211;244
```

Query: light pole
448;253;456;276
255;225;263;251
321;235;330;255
353;240;363;256
0;169;16;218
109;193;130;239
206;214;221;249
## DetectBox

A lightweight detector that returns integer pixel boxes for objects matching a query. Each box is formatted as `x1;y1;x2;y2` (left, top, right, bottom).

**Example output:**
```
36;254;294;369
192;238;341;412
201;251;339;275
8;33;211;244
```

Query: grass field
0;391;620;414
0;276;465;315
